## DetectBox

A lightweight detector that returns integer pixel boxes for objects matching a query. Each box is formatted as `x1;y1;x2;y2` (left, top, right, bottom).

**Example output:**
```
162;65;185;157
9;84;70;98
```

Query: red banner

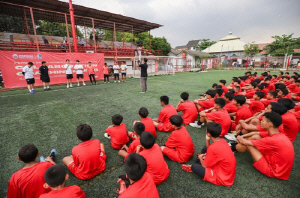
0;51;104;88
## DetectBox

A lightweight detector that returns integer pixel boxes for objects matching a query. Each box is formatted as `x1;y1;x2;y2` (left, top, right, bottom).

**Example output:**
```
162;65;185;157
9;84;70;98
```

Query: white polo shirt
120;64;128;73
64;64;73;74
74;64;83;74
22;66;34;79
113;65;120;74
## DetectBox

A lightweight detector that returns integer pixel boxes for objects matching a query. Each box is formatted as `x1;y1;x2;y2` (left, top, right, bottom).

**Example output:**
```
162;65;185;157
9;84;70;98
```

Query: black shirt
39;66;49;76
139;63;148;77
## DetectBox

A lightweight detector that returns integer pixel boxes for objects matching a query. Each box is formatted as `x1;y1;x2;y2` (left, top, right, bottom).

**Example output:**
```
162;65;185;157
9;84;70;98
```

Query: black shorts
66;74;73;79
41;75;50;83
26;78;35;85
121;73;126;77
77;74;84;79
114;73;119;77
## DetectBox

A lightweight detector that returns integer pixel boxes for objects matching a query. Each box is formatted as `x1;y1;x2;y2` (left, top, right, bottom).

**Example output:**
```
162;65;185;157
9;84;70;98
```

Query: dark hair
88;61;91;63
28;62;34;65
280;89;289;96
216;85;222;89
206;122;221;138
205;89;216;98
215;88;224;97
234;86;240;91
180;92;189;101
272;75;277;78
134;122;145;136
255;91;265;99
125;153;147;181
76;124;93;141
233;79;241;84
260;83;268;88
66;59;70;62
18;144;38;163
270;102;287;115
256;85;264;90
253;79;261;84
44;164;66;187
285;72;289;75
276;84;286;91
112;114;123;126
219;79;226;85
140;132;155;149
144;58;148;63
212;83;218;88
277;98;295;110
279;71;284;75
234;95;246;105
264;112;282;128
250;81;257;88
139;107;149;118
268;91;278;98
104;63;107;65
291;76;298;81
228;89;235;94
224;92;234;101
42;61;46;64
214;98;226;108
76;60;79;62
160;95;169;105
296;80;300;83
169;115;183;127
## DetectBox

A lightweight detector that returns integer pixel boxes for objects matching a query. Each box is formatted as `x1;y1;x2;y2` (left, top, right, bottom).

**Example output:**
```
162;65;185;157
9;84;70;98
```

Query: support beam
64;14;71;52
149;30;151;54
69;0;78;52
29;7;39;51
92;18;97;52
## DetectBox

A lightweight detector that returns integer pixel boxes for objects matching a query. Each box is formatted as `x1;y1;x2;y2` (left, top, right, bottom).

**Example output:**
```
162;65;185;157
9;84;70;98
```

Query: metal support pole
264;57;268;70
245;57;248;70
131;26;134;48
84;22;87;47
23;9;31;43
113;23;118;61
29;7;39;51
122;26;125;48
149;30;151;54
69;0;78;52
92;18;96;52
286;56;291;71
64;14;71;52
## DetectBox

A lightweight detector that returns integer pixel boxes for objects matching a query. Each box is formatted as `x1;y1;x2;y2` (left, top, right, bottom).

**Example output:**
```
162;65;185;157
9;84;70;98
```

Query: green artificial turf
0;71;299;198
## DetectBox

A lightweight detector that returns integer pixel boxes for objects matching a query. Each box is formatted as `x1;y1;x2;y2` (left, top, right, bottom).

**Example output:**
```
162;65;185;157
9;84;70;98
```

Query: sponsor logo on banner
37;53;42;59
13;54;18;59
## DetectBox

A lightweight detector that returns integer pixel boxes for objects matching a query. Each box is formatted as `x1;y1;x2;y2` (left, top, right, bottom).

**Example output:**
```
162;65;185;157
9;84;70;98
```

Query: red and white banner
0;51;104;88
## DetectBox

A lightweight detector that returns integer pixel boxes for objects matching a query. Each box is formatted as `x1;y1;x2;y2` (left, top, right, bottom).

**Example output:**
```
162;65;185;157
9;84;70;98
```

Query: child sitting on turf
137;132;170;185
219;79;228;93
176;92;198;125
133;107;156;138
231;95;252;131
63;124;106;180
234;112;294;180
261;91;278;107
153;95;178;132
161;115;194;163
40;164;85;198
193;89;216;112
223;92;238;114
246;91;265;116
105;114;129;149
119;122;145;160
6;144;56;198
117;153;159;198
181;122;236;187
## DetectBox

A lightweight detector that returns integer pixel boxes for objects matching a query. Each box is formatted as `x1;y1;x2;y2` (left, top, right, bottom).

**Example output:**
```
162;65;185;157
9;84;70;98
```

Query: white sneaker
201;123;205;126
83;83;86;86
114;81;116;83
189;123;201;128
104;133;111;139
70;84;73;88
77;84;80;87
118;80;120;83
139;92;145;94
67;85;69;88
225;133;237;141
108;82;110;83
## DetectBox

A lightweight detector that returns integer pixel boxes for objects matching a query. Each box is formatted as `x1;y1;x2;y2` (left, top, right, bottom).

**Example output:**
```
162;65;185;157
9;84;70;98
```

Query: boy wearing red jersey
261;91;278;107
219;79;228;93
182;122;236;187
133;107;156;138
224;92;238;114
63;124;106;180
6;144;55;198
137;132;170;185
105;114;129;149
161;115;194;163
119;122;145;160
194;89;217;112
153;96;178;132
176;92;198;125
117;153;159;198
40;164;85;198
236;112;294;180
246;91;265;116
231;95;252;130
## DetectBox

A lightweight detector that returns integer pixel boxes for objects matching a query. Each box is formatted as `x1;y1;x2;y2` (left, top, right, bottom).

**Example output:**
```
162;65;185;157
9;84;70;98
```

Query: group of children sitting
6;70;298;197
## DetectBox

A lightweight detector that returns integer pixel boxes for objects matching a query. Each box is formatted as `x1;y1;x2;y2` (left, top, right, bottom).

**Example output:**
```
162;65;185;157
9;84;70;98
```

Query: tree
196;39;217;51
263;34;298;56
151;36;171;56
0;15;26;33
244;42;260;57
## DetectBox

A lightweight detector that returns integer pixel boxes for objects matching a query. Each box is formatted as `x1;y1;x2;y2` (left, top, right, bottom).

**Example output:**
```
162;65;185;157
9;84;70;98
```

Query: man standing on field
138;58;148;93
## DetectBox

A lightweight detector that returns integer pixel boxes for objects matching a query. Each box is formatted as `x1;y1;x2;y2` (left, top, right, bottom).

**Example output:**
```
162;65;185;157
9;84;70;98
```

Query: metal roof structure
0;0;162;33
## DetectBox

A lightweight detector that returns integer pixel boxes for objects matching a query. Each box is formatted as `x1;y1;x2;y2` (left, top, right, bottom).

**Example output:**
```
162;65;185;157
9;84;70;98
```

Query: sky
62;0;300;48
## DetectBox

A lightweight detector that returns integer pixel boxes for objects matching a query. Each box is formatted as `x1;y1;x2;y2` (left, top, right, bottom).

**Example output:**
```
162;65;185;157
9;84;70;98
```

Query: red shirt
245;90;256;99
164;126;195;162
40;185;85;198
261;89;269;98
119;172;159;198
261;99;278;107
7;162;53;198
266;83;275;91
88;66;95;74
139;144;170;185
124;138;141;161
198;99;215;109
203;139;236;187
158;105;178;131
249;100;265;115
280;112;298;142
103;66;109;75
222;85;228;93
71;139;106;180
140;118;157;137
105;124;129;149
251;133;294;180
177;101;198;125
235;105;252;124
240;81;245;87
224;101;238;113
292;111;300;131
206;109;231;136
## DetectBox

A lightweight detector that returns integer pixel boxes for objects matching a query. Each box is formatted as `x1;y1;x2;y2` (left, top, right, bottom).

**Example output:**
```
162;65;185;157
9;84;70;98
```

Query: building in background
175;39;201;51
169;48;210;68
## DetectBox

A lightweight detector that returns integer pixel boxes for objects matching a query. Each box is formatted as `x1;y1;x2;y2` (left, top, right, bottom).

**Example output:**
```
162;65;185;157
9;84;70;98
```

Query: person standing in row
103;63;110;83
22;62;35;94
113;61;120;83
88;62;97;85
65;59;73;88
74;60;86;86
120;61;128;82
139;58;148;93
39;61;50;91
